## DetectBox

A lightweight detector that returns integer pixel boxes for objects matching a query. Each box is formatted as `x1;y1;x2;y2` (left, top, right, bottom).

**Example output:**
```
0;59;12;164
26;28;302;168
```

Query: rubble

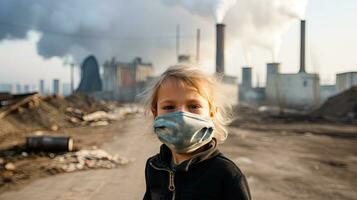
83;111;116;122
0;93;114;136
90;121;109;127
0;93;142;192
49;149;129;173
0;92;40;120
4;162;16;171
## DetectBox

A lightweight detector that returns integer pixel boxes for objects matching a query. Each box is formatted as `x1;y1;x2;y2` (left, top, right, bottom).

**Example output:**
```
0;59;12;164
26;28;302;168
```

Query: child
142;65;251;200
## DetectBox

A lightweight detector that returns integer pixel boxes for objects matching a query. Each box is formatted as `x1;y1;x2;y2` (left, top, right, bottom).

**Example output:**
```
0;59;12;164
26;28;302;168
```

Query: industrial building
52;79;62;95
319;71;357;103
320;85;337;104
239;20;322;111
239;66;265;103
76;55;102;94
102;57;154;102
336;72;357;93
265;20;320;110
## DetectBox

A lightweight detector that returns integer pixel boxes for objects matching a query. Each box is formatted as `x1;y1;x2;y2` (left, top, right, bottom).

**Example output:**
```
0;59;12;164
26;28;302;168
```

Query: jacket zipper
149;162;176;200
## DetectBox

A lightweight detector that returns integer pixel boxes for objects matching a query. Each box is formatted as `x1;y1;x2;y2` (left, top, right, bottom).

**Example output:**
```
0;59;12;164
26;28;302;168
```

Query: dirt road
0;114;160;200
1;113;357;200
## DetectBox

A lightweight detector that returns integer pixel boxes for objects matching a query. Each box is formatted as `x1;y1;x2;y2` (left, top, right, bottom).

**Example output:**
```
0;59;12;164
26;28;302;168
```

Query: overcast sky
0;0;356;88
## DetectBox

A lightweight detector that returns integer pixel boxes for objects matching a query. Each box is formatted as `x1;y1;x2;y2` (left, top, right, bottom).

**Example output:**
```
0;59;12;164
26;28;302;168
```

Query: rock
0;158;5;165
90;121;109;127
69;117;79;123
5;162;16;171
50;124;59;131
74;108;83;116
62;163;76;172
83;111;109;121
34;131;44;136
83;111;116;122
21;152;28;157
65;107;74;112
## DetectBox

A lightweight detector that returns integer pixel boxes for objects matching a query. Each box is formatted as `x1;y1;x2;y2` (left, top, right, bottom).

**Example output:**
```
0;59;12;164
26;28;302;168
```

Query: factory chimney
299;20;306;73
216;24;225;74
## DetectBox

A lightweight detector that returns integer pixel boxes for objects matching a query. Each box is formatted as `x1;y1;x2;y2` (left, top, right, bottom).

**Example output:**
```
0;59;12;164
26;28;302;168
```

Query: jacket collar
150;139;221;172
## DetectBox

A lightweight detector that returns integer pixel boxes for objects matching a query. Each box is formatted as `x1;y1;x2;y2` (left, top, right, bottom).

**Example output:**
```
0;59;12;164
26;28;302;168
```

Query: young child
142;65;251;200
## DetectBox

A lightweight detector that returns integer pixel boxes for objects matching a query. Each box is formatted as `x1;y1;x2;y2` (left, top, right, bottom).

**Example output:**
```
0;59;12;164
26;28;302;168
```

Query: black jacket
143;140;251;200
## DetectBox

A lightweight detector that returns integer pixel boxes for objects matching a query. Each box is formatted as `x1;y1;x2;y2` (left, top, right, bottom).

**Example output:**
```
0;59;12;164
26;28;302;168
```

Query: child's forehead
159;77;198;91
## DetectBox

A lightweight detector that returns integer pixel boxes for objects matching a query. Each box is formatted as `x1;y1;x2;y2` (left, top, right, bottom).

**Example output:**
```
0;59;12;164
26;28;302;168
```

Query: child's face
155;78;211;118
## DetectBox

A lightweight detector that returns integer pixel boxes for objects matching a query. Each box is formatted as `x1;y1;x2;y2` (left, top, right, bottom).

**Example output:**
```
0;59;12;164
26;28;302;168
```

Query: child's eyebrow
158;99;176;104
186;99;205;104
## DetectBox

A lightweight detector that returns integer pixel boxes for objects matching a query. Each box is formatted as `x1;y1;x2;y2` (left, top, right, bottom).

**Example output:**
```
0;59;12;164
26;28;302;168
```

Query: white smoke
0;0;308;71
229;0;308;62
216;0;237;22
163;0;309;62
161;0;237;22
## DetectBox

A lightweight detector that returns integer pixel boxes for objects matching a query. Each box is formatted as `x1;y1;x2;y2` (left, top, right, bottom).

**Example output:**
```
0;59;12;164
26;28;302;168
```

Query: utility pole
176;25;180;62
196;28;200;63
70;63;74;94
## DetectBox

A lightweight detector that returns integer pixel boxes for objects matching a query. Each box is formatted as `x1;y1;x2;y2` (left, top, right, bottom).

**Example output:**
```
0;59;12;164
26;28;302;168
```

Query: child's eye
162;105;175;110
188;104;202;110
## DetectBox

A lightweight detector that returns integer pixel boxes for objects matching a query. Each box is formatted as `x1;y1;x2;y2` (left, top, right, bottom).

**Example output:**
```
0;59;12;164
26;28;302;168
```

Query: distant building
23;84;30;93
265;63;320;110
76;55;102;94
102;57;154;102
53;79;62;95
39;79;45;95
0;84;14;93
320;85;337;104
241;67;252;89
63;83;72;96
239;66;265;103
336;72;357;93
178;54;196;64
15;84;22;94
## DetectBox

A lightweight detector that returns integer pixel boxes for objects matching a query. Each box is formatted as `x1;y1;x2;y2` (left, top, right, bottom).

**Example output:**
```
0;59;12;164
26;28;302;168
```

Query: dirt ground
1;107;357;199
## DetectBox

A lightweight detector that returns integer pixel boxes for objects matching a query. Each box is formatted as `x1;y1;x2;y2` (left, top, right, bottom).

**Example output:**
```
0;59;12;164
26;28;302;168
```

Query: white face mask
153;111;215;153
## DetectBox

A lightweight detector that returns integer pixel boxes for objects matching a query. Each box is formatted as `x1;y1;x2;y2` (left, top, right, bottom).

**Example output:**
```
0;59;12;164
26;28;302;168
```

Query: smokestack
216;24;225;74
196;28;200;63
176;25;180;62
241;67;252;89
299;20;306;73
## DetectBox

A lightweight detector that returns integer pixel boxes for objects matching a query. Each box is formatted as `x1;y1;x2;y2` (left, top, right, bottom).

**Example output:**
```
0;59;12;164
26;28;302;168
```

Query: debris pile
0;93;120;136
48;149;129;173
311;87;357;121
0;147;130;188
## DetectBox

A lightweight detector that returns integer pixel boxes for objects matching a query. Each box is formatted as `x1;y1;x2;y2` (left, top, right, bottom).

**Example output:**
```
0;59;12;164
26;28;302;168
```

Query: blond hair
139;64;233;143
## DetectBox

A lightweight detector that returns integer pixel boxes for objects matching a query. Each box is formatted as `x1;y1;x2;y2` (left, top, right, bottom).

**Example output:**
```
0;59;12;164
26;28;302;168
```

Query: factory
265;20;320;110
101;57;154;102
239;20;356;111
73;20;355;109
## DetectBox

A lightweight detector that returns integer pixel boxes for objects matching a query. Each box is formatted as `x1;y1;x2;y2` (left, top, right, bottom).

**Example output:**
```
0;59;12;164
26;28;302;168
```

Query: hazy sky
0;0;356;88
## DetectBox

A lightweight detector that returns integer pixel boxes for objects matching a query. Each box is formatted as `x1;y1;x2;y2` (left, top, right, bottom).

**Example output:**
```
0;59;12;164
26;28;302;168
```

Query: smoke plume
0;0;308;70
162;0;237;22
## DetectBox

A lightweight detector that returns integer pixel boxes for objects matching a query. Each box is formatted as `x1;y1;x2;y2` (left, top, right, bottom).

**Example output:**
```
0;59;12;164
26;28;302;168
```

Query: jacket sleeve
143;159;151;200
223;174;251;200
